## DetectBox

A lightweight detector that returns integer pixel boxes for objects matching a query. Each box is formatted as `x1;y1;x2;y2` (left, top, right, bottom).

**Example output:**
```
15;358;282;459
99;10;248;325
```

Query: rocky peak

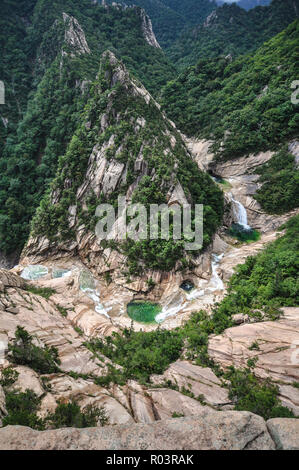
138;8;161;49
204;10;218;27
22;51;223;282
62;12;91;56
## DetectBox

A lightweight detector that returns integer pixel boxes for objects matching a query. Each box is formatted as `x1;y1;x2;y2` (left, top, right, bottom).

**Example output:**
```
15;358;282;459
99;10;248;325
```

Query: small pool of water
127;301;161;324
180;280;194;292
21;265;48;280
52;268;71;279
228;223;260;243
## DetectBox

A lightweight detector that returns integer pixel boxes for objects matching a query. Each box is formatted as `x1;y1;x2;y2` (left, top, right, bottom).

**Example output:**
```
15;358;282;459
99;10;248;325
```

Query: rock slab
0;412;275;450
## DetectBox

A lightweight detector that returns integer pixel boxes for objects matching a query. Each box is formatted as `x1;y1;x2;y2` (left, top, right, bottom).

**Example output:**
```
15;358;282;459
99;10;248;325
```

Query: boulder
267;418;299;450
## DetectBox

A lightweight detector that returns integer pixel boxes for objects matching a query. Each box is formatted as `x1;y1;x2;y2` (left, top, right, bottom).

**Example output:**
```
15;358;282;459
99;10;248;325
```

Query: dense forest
168;0;299;68
162;21;299;161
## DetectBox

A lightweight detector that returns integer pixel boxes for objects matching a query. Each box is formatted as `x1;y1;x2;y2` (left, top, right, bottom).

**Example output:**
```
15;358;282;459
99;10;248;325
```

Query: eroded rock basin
14;228;284;333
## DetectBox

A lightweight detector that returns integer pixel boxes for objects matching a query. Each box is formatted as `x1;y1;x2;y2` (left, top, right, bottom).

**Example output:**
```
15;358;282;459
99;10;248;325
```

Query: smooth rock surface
150;360;231;408
0;412;276;450
208;307;299;415
267;418;299;450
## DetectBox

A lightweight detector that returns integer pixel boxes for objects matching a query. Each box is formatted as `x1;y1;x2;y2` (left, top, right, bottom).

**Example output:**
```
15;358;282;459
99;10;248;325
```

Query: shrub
224;365;295;420
9;326;61;374
0;367;19;388
45;401;108;429
2;389;45;430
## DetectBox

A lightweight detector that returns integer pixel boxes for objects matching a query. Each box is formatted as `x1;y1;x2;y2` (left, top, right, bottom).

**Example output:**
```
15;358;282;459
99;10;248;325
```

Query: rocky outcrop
0;269;113;377
0;411;278;450
150;361;231;409
0;268;223;424
187;137;299;232
138;9;161;48
62;13;91;56
208;307;299;415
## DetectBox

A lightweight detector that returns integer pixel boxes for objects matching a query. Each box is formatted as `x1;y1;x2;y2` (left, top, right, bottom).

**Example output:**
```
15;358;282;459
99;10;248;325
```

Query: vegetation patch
24;285;56;300
225;363;295;420
8;326;61;375
254;147;299;214
45;401;109;429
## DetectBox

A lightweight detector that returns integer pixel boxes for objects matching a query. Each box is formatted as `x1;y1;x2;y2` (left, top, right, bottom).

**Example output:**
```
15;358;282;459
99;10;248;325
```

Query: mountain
237;0;272;10
162;21;299;156
168;0;299;68
162;21;299;214
23;51;223;275
104;0;217;48
0;0;175;258
217;0;271;10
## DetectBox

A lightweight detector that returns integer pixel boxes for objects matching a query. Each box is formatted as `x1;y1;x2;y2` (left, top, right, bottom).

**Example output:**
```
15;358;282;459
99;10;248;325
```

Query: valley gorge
0;0;298;452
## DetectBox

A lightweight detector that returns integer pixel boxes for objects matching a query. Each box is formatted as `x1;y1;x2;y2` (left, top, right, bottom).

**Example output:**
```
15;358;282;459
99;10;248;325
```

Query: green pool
127;301;162;324
228;223;261;243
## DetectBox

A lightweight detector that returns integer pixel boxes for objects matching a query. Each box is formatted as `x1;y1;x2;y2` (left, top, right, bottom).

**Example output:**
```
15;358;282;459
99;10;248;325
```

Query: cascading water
229;193;251;230
79;270;110;318
155;298;184;323
210;254;224;291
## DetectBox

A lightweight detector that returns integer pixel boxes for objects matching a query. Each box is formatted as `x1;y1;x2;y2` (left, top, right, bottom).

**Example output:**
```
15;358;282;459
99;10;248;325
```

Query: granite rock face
208;307;299;415
150;360;231;409
0;412;276;450
267;418;299;450
62;13;91;56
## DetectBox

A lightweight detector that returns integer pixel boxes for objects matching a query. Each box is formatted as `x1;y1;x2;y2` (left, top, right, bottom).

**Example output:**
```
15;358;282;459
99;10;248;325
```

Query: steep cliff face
22;51;223;286
138;8;161;48
62;12;91;56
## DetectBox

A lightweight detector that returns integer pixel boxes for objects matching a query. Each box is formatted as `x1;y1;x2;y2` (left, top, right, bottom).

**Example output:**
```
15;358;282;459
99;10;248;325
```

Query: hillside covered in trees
0;0;175;257
168;0;299;68
162;21;299;159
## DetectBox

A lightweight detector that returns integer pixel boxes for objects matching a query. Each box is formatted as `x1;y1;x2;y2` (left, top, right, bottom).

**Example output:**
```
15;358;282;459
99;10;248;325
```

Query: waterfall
155;296;184;323
229;193;251;230
79;270;110;318
210;254;224;291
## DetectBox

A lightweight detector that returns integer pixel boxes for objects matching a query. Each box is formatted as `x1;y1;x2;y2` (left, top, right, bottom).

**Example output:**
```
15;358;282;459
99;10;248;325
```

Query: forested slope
168;0;299;68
